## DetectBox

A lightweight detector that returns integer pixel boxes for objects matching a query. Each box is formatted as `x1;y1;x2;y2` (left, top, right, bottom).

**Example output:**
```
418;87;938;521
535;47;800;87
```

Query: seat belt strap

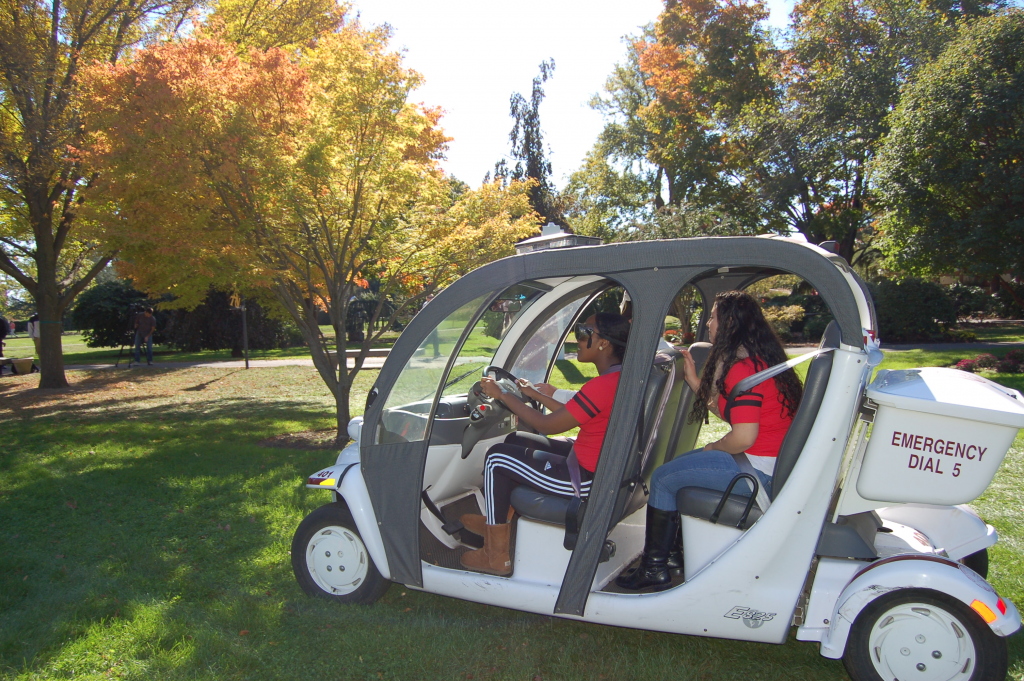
730;453;773;513
567;448;582;499
731;347;835;399
724;347;835;423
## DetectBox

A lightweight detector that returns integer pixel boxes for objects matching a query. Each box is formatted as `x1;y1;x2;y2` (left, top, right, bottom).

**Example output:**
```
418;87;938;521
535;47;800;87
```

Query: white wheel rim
305;524;370;596
867;602;977;681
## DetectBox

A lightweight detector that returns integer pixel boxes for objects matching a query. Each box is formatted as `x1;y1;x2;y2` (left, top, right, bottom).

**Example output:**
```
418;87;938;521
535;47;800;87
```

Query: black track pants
483;433;592;524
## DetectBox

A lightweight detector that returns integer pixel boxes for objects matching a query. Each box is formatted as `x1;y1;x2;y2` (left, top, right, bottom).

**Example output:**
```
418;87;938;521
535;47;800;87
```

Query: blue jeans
649;449;773;512
134;333;153;364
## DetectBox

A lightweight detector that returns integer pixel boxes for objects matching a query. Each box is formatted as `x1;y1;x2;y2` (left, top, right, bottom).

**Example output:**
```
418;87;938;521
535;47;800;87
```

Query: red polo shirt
564;370;621;472
717;357;794;460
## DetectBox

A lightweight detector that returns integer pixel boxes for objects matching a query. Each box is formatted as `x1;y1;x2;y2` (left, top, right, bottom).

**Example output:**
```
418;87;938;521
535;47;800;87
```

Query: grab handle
709;473;759;529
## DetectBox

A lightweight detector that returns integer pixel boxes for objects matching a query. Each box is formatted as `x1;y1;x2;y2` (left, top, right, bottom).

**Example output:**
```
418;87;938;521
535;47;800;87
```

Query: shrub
164;289;303;355
991;281;1024;319
1006;349;1024;364
71;279;169;347
996;359;1021;373
944;327;978;343
762;305;805;340
954;359;978;372
974;353;999;368
802;314;836;342
945;283;991;319
870;278;957;342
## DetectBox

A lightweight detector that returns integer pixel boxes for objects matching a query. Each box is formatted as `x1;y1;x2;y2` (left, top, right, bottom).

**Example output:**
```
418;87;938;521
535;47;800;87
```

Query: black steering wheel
482;365;518;385
461;366;536;458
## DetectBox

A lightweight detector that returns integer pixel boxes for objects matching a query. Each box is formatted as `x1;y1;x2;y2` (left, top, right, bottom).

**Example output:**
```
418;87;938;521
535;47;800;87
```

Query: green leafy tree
490;60;562;224
733;0;956;262
874;10;1024;307
639;0;776;209
0;0;203;387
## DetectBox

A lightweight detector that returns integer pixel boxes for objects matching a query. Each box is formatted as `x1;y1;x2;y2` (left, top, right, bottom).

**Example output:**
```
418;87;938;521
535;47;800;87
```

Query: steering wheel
461;366;534;458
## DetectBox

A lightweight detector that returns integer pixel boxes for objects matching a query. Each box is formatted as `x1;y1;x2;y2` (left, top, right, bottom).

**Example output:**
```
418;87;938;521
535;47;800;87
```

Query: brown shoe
460;513;486;536
460;523;512;575
461;507;513;537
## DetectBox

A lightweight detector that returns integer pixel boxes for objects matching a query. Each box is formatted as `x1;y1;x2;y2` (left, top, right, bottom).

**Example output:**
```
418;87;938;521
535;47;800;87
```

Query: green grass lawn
2;348;1024;680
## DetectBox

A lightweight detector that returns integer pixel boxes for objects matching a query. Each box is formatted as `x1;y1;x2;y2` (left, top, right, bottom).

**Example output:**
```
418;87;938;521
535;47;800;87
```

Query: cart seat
511;353;677;526
675;321;841;527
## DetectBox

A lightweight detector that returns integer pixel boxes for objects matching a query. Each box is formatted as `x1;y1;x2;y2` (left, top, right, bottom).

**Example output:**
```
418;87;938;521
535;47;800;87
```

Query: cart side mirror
348;416;364;444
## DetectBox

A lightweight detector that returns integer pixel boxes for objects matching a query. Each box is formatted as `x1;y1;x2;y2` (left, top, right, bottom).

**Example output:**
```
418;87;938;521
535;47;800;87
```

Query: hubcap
868;603;976;680
305;525;369;596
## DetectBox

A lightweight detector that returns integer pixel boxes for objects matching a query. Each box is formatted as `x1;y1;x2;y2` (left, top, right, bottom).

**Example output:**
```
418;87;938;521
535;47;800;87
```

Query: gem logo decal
724;606;776;628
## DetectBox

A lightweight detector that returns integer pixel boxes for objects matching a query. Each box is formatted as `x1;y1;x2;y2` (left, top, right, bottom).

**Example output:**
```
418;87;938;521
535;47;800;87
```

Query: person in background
27;314;40;358
132;307;157;367
0;314;8;358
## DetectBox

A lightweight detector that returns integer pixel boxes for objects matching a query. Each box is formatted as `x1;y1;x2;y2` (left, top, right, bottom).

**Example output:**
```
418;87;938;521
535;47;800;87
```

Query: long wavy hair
690;290;803;424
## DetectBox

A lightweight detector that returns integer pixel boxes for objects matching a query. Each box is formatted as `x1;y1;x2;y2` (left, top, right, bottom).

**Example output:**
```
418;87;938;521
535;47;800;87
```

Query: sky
353;0;796;190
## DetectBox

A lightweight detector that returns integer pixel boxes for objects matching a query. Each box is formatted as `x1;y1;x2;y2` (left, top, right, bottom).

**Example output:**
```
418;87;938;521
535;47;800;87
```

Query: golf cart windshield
375;283;550;444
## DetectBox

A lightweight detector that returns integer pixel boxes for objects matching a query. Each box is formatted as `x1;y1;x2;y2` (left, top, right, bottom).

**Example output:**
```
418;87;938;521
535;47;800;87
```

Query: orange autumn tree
637;0;775;209
82;24;539;435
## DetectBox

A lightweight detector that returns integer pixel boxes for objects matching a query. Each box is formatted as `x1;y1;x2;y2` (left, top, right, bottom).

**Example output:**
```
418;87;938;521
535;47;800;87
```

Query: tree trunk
33;243;70;389
36;293;69;389
335;374;352;444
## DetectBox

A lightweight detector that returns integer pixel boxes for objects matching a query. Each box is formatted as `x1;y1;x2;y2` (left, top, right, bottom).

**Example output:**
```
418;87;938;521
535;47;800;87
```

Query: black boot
667;522;684;577
615;506;678;591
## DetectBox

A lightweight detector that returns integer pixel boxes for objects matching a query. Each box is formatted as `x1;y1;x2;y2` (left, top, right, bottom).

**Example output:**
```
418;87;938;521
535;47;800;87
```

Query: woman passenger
615;290;802;591
460;313;630;575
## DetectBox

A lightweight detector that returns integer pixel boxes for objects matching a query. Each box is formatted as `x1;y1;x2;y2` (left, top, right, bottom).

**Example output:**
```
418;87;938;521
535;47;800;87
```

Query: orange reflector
971;600;997;623
998;598;1007;615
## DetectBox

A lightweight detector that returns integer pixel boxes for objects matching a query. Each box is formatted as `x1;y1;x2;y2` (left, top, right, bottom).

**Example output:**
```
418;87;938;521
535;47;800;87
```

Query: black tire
291;503;391;605
842;588;1007;681
960;549;989;579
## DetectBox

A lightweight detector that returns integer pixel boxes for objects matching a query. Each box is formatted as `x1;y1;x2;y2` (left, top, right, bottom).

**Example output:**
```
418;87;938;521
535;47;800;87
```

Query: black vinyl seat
511;353;677;526
675;321;841;529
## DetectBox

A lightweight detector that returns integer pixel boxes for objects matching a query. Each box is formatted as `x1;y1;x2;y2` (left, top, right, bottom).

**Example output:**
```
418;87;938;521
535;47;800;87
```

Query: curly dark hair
690;290;802;424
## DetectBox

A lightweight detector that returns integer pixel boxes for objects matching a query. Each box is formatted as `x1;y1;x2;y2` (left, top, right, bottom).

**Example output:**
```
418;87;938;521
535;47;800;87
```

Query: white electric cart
292;237;1023;681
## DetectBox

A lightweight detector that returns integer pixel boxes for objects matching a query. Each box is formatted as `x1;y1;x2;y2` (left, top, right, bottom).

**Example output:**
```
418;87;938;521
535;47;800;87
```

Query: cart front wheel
291;503;390;605
843;589;1006;681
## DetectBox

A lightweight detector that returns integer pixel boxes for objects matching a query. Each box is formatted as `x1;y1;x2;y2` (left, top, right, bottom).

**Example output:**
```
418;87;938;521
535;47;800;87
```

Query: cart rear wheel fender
305;464;389;581
819;556;1020;659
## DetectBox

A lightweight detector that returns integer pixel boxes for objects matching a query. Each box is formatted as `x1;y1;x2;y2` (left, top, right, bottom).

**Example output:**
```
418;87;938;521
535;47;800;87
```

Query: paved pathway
787;341;1022;355
65;356;388;372
57;340;1021;372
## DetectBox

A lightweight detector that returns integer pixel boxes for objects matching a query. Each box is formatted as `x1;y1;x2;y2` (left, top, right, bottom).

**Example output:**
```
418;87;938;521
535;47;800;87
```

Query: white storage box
857;368;1024;505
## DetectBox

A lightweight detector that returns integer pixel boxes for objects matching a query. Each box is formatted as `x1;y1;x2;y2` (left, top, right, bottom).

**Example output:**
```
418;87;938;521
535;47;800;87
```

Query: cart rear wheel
291;503;390;605
842;589;1006;681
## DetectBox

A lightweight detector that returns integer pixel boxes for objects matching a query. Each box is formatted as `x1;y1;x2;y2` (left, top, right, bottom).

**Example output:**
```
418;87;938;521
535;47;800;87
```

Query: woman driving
460;312;630;575
615;290;802;591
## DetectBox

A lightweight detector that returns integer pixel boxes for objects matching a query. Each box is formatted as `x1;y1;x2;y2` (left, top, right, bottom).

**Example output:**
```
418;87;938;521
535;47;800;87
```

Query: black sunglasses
573;322;627;347
573;323;597;340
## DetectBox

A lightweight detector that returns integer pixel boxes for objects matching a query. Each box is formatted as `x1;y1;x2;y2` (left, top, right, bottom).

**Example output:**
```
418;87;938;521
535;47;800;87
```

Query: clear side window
508;296;587;386
375;295;488;444
440;283;550;399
